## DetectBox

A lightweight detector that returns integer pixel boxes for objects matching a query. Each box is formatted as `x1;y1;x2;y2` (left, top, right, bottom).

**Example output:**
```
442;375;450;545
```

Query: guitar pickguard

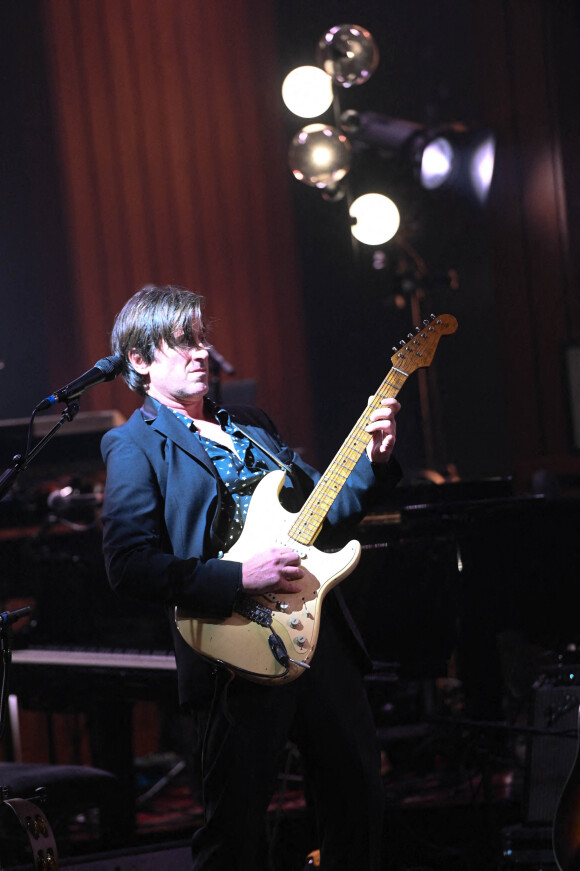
176;470;361;683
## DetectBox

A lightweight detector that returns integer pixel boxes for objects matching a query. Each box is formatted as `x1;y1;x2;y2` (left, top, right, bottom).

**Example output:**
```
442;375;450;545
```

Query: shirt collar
145;394;231;430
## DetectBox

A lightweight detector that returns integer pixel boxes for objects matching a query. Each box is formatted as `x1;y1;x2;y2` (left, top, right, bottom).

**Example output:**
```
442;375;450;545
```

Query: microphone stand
0;386;116;858
208;355;223;406
206;345;236;406
0;399;81;744
0;400;80;502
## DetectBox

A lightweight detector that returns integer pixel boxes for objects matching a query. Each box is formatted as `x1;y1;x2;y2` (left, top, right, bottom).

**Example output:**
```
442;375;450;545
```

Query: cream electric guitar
176;314;458;684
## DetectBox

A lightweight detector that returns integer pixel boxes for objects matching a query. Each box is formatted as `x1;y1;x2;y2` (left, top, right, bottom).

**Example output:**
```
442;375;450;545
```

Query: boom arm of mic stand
0;400;81;501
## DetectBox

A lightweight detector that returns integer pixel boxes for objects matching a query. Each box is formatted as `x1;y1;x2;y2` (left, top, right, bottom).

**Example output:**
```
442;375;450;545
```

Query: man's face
130;326;210;410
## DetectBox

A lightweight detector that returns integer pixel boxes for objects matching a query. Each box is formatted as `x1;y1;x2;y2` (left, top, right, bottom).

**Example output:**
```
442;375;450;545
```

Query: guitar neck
288;367;408;547
287;314;458;548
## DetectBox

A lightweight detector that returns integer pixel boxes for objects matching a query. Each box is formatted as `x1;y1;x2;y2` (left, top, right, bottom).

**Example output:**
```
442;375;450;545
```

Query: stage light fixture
282;22;495;252
420;137;455;190
469;131;496;203
341;110;495;200
418;126;496;201
419;126;496;201
315;23;379;88
281;66;334;118
349;194;400;246
341;111;454;188
288;124;352;189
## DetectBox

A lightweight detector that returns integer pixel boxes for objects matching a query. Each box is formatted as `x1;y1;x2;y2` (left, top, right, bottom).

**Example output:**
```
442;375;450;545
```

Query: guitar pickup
233;593;273;627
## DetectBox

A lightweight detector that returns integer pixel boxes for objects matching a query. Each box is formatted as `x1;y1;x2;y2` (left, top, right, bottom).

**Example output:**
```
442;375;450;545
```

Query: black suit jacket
100;396;400;706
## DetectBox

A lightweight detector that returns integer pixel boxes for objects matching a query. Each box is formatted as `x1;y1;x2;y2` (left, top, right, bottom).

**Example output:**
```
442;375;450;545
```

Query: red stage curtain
40;0;314;458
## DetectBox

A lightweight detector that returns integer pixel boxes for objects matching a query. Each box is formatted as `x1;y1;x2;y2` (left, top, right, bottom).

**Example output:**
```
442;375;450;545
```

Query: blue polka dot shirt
171;406;269;548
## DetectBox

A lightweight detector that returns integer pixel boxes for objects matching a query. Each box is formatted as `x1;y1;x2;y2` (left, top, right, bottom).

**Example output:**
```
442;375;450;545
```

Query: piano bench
0;762;124;855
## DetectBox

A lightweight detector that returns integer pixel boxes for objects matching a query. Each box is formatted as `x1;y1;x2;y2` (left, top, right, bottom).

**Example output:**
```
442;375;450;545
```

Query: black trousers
190;610;385;870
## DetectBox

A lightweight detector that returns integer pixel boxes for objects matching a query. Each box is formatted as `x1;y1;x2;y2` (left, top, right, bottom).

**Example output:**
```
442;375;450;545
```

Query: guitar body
175;470;361;684
175;315;457;685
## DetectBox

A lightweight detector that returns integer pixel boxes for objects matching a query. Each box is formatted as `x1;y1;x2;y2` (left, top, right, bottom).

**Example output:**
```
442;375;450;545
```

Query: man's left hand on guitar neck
365;397;401;464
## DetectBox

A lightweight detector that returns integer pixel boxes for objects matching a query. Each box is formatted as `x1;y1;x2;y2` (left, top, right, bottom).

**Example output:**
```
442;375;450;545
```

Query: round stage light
282;66;334;118
349;194;400;246
288;124;352;188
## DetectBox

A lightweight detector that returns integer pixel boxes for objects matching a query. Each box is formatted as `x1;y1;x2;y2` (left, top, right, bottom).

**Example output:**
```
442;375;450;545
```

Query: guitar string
287;369;409;546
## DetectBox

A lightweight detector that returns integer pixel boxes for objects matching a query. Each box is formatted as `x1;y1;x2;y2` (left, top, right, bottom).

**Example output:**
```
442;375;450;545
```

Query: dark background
272;1;507;480
1;0;579;488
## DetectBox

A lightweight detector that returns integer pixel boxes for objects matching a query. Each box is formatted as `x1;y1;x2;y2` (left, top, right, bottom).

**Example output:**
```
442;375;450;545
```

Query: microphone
0;606;31;626
207;344;236;376
36;354;124;411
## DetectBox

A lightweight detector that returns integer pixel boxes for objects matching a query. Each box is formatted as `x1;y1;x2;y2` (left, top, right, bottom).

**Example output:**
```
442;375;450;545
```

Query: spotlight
469;131;496;203
420;137;455;190
341;111;496;201
419;126;496;201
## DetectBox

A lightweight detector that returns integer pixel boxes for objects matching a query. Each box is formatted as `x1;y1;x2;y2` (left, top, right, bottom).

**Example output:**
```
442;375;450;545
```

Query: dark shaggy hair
111;284;206;395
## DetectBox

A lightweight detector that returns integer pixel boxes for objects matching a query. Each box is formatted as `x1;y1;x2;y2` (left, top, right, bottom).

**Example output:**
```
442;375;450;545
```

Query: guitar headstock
391;314;458;373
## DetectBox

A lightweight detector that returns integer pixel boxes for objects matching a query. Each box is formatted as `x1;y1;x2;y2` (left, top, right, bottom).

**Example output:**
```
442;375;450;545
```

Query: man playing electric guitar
101;284;402;871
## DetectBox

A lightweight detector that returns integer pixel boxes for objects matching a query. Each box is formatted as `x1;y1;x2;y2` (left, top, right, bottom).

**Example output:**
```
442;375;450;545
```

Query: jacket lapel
140;396;290;477
140;396;217;476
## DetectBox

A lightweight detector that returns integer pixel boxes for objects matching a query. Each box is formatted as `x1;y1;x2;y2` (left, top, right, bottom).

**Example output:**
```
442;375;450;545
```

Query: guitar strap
235;425;322;517
234;424;298;483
